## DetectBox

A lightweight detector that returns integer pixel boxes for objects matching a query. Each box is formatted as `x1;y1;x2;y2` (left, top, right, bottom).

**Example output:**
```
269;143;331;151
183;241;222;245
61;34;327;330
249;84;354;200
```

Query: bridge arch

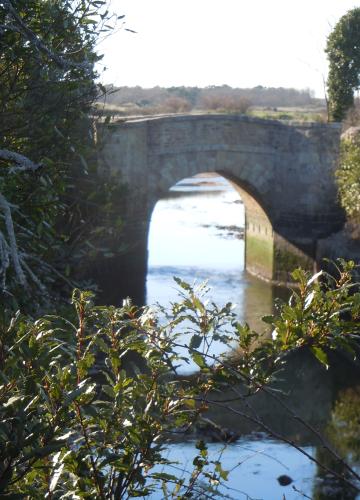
97;114;343;304
147;169;275;280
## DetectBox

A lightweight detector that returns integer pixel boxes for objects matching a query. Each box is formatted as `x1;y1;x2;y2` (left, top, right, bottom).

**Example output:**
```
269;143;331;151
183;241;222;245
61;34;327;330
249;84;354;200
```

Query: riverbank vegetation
1;1;360;498
1;263;360;497
326;7;360;243
0;0;127;313
337;136;360;238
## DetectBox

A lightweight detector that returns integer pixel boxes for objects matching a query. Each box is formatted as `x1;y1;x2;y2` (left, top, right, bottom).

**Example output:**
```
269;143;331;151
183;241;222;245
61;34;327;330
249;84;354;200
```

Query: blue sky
98;0;360;97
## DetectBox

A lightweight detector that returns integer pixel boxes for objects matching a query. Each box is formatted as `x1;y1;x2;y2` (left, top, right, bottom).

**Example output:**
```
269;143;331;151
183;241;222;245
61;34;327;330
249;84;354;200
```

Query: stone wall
97;114;343;302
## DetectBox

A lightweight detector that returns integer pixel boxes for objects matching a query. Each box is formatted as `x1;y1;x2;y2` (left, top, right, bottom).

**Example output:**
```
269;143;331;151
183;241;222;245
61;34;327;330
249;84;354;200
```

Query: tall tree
0;0;118;311
326;8;360;122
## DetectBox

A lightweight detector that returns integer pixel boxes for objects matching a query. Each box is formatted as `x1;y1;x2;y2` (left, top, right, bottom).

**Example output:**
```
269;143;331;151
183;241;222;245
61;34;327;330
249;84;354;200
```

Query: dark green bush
1;262;360;497
337;138;360;229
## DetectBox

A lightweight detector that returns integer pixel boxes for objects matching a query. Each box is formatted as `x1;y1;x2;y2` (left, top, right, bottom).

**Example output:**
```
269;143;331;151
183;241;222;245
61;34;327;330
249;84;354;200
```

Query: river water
145;175;360;499
147;175;283;333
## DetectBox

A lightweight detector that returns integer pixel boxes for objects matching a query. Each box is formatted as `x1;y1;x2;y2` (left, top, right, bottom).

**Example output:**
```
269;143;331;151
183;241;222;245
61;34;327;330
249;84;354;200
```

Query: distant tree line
99;84;322;115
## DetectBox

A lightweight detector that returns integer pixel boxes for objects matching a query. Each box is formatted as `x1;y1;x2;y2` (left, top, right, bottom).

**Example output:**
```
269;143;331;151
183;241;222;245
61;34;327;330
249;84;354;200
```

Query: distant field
94;102;328;123
249;105;327;122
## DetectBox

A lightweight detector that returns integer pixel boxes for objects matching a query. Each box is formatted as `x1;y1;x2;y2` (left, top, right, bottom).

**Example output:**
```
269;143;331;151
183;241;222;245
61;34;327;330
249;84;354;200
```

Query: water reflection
146;174;284;371
147;350;360;499
146;174;284;331
312;385;360;499
149;439;316;499
145;174;360;499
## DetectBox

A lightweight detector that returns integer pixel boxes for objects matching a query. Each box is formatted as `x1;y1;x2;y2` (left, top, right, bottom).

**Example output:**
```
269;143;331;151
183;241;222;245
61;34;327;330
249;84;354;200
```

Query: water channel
145;175;360;499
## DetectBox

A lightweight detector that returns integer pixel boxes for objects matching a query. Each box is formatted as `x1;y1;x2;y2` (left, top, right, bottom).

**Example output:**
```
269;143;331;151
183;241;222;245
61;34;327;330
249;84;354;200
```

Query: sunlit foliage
326;8;360;121
1;262;360;497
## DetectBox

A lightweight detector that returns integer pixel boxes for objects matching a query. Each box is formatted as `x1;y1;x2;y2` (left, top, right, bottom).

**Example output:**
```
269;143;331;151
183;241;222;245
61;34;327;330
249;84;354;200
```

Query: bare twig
0;193;26;286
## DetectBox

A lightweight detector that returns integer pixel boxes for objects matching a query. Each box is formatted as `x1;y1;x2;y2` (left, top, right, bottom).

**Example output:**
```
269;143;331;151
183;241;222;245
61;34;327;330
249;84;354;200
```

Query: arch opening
146;172;280;332
148;172;244;272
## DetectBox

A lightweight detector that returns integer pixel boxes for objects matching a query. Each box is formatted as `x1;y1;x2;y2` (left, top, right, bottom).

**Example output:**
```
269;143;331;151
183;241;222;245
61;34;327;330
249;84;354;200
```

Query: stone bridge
96;114;343;304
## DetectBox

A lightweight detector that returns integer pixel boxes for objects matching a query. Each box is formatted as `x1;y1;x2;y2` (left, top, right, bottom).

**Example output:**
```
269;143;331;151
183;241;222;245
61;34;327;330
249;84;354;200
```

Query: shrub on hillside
200;94;252;113
163;96;192;113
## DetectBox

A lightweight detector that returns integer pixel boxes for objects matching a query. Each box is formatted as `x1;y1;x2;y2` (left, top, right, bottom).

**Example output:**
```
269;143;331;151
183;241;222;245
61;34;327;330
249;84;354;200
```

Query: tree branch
0;231;10;289
0;149;40;172
2;0;92;73
0;193;27;286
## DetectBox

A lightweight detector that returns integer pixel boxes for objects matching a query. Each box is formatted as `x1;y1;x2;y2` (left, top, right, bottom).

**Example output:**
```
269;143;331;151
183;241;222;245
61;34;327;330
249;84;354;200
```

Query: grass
94;102;328;123
249;106;327;122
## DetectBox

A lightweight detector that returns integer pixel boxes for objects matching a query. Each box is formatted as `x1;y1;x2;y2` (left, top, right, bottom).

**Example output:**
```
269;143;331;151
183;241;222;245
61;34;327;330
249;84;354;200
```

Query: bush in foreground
1;262;360;497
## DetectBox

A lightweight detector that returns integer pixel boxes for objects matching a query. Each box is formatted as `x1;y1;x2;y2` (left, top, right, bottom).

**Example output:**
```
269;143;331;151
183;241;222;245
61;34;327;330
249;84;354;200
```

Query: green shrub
0;285;237;498
1;262;360;497
336;138;360;227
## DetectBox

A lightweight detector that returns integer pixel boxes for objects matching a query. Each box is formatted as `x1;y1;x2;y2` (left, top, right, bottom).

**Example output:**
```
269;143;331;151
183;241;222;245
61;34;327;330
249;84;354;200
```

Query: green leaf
291;268;307;285
82;404;99;418
192;352;206;369
22;442;63;462
307;270;323;286
82;18;97;25
173;276;192;291
94;336;109;353
64;380;92;406
184;398;196;409
215;461;229;481
151;472;178;482
189;334;202;349
310;346;329;369
192;296;205;313
102;384;115;399
128;490;151;497
262;315;275;325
